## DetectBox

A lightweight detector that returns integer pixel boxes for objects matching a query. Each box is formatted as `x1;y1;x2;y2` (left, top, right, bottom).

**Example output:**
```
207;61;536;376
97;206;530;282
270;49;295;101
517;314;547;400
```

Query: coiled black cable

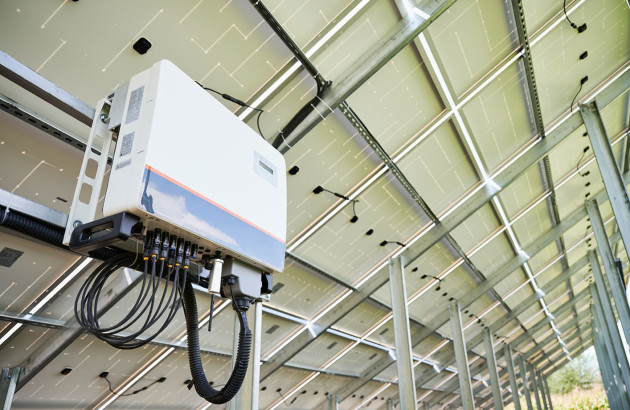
2;202;252;400
75;253;186;349
75;250;252;403
182;280;252;404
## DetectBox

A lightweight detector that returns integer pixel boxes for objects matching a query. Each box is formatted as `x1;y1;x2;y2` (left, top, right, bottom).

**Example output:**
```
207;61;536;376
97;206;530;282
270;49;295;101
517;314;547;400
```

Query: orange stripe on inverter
145;165;285;244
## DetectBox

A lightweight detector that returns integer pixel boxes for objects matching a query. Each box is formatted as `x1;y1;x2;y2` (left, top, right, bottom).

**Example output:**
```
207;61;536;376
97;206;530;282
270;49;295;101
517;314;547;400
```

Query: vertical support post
593;317;626;410
385;398;393;410
529;364;543;410
483;329;504;409
590;284;630;409
503;345;521;410
448;302;475;410
586;199;630;345
589;251;630;392
228;300;262;410
518;356;534;410
593;324;613;407
535;369;549;410
0;368;21;410
581;101;630;259
328;393;340;410
541;373;553;410
389;256;417;408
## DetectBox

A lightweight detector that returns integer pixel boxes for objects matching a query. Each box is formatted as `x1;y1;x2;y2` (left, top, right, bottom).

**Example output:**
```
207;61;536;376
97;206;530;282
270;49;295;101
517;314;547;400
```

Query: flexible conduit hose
182;280;252;404
0;205;64;244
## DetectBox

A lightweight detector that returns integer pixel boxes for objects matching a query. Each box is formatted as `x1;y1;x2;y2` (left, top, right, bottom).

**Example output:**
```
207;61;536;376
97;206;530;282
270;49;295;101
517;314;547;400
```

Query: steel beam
0;188;68;229
260;267;395;380
613;92;630;257
407;189;608;353
510;287;590;351
589;250;630;388
524;309;591;360
0;93;89;156
590;282;630;401
0;368;21;410
467;252;595;358
586;199;630;344
504;345;521;410
258;0;500;335
542;374;553;410
388;256;417;407
0;50;94;126
509;0;577;332
273;0;458;152
591;289;630;409
483;329;504;409
535;368;549;410
542;340;592;375
426;360;491;407
489;255;589;335
518;355;534;410
545;335;594;374
449;302;475;410
0;310;65;328
532;328;591;368
401;69;630;268
594;324;621;410
415;288;590;394
528;364;543;410
582;101;630;258
592;313;629;410
374;104;630;392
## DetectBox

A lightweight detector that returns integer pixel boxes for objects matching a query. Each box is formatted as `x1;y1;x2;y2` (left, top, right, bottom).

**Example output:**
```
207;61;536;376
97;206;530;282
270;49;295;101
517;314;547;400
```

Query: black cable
570;81;584;114
351;200;358;219
576;146;589;175
101;374;163;397
563;0;578;29
255;109;265;140
195;81;265;139
278;390;290;407
74;253;186;349
182;280;252;404
313;186;360;222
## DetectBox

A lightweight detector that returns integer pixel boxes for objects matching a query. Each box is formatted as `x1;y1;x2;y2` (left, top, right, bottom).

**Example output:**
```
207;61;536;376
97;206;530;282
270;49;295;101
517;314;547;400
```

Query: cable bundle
74;227;252;404
74;250;187;350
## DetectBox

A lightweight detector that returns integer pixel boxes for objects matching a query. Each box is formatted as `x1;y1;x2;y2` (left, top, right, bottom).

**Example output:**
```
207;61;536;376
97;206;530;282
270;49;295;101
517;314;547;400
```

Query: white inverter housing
100;60;286;273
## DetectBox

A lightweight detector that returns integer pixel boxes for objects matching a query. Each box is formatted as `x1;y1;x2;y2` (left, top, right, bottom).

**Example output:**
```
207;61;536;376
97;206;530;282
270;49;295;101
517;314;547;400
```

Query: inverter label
126;87;144;124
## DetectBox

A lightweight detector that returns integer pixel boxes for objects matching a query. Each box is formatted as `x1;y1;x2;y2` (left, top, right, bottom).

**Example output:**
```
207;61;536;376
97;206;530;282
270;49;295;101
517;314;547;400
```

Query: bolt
100;113;110;123
73;220;82;228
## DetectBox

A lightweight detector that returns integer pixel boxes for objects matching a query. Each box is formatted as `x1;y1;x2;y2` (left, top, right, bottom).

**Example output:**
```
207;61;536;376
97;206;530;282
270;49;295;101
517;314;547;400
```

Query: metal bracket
68;212;142;256
63;98;116;245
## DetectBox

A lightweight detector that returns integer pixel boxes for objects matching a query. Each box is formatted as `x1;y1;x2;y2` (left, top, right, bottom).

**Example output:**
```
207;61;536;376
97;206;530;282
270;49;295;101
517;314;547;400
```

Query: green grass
505;386;609;410
549;386;608;410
